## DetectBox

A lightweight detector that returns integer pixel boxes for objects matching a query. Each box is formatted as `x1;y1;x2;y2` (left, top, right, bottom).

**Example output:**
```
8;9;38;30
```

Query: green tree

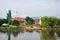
2;19;8;23
41;16;49;27
25;16;34;25
56;19;60;25
47;17;56;27
0;19;3;26
12;20;20;26
0;19;8;26
41;16;58;28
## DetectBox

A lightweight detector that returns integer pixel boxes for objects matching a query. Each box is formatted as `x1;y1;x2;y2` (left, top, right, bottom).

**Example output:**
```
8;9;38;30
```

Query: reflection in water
0;28;60;40
12;32;18;37
56;28;60;37
26;30;33;33
56;31;60;37
11;31;40;40
12;31;24;37
41;30;56;40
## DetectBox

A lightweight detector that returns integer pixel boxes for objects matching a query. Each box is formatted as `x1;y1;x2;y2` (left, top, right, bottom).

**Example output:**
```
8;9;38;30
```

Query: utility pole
7;10;11;40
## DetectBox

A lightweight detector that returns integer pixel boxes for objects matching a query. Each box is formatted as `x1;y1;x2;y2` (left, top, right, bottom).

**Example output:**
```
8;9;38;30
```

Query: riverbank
0;26;60;33
0;27;24;33
0;26;45;33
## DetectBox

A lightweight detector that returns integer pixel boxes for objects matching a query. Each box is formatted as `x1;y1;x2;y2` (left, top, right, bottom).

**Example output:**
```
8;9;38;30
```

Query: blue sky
0;0;60;18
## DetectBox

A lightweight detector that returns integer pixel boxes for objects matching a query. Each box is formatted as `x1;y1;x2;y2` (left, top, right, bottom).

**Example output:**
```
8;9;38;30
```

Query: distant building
11;17;25;22
39;16;42;26
11;17;27;26
34;20;39;24
34;16;42;25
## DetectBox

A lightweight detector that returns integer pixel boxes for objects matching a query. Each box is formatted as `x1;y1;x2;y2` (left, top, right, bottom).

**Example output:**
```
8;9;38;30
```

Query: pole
7;10;11;40
8;26;11;40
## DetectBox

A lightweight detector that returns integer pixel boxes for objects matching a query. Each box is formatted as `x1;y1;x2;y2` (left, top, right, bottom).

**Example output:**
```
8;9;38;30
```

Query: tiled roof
34;20;39;23
11;17;25;22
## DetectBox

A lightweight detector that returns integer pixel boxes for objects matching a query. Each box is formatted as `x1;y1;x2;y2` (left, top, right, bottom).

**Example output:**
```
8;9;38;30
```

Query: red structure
34;20;39;24
11;17;25;22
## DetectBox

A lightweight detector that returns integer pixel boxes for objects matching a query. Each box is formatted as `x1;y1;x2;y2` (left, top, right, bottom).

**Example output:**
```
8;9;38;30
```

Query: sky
0;0;60;18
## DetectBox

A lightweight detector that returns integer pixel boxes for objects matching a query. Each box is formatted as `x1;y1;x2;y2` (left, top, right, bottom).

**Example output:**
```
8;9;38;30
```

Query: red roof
34;20;39;23
12;17;25;22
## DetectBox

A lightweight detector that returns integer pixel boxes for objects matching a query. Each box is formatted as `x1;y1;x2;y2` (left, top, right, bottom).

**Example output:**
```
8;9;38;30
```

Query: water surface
0;29;60;40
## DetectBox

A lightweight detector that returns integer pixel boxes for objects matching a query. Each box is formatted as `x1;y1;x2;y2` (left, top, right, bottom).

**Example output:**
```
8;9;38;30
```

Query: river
0;29;60;40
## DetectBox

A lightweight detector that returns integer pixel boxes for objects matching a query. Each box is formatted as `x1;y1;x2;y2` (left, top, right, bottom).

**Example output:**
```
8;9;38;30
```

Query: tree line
0;16;34;26
0;16;60;28
41;16;60;28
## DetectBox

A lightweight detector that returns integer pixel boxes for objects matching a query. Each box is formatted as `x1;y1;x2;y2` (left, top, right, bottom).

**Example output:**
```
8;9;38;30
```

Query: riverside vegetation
0;16;60;33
